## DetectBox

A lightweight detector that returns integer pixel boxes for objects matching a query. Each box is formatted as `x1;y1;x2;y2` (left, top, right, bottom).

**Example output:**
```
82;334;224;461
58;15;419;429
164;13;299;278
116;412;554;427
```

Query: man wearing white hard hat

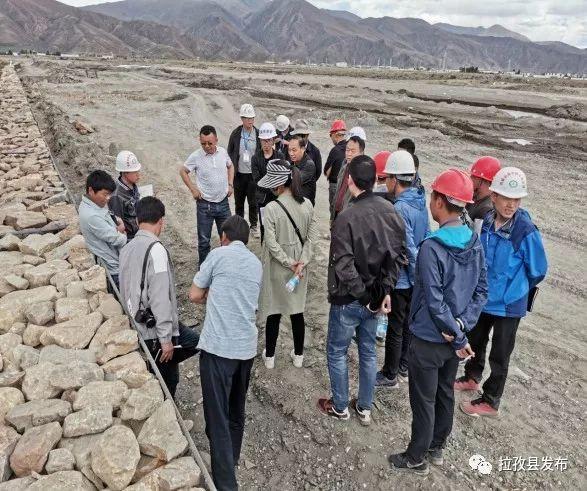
456;167;548;418
275;115;292;156
251;122;285;240
227;103;260;234
109;150;142;241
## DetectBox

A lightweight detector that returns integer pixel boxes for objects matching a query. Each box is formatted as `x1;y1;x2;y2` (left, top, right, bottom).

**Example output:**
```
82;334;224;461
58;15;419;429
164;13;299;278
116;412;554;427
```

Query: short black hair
398;138;415;154
136;196;165;224
289;134;307;148
349;155;376;191
86;170;116;194
200;125;217;137
221;215;250;245
347;135;366;152
431;190;464;214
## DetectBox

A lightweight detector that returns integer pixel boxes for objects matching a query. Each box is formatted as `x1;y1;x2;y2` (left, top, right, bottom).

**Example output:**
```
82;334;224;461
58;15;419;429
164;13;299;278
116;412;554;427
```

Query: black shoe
427;448;444;466
388;452;429;476
398;368;409;382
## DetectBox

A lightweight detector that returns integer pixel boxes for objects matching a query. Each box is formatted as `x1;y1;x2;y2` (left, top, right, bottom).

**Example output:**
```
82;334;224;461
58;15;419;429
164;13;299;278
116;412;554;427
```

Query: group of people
77;103;548;489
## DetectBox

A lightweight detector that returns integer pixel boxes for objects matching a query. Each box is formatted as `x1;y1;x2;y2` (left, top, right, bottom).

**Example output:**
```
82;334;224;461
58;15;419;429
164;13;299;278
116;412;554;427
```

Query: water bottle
285;275;300;293
376;313;388;339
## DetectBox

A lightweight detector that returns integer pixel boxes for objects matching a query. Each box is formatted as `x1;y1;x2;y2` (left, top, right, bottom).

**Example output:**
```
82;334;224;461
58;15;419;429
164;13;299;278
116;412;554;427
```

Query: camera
134;307;156;329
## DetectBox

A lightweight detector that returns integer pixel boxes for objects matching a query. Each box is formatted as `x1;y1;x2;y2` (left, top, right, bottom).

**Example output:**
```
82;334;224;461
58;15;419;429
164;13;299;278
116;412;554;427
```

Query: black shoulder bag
275;200;305;247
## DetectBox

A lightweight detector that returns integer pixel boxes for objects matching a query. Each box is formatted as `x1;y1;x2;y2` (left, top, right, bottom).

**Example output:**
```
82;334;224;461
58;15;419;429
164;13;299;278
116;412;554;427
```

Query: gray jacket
119;230;179;343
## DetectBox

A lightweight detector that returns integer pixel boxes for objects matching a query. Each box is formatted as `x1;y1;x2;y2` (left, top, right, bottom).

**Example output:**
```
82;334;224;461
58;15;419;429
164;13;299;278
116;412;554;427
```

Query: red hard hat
374;151;392;178
431;168;474;206
470;156;501;182
329;119;346;134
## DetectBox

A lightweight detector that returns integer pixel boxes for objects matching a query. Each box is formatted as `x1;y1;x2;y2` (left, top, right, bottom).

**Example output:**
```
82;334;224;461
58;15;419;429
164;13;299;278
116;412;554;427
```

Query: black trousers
464;312;521;409
406;336;459;464
382;288;412;379
200;351;254;491
265;313;305;357
146;323;199;399
234;173;258;227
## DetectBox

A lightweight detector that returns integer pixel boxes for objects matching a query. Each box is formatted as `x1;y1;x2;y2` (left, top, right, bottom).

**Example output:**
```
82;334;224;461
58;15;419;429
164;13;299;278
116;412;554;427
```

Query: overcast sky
61;0;587;48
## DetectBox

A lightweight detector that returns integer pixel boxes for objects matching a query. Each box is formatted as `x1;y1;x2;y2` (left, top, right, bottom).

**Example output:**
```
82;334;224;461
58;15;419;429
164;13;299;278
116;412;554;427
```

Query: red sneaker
460;397;499;418
453;376;480;392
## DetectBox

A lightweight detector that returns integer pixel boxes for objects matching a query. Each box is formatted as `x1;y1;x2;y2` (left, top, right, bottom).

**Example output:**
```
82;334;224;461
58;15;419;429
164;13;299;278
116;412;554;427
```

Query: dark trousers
464;312;521;409
382;288;412;379
406;336;459;464
265;313;305;357
234;173;257;227
200;351;254;491
196;197;231;266
146;323;199;399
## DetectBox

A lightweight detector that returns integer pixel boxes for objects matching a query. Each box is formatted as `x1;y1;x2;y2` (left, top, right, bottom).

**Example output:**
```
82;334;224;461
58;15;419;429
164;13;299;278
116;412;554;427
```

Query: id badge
243;151;250;163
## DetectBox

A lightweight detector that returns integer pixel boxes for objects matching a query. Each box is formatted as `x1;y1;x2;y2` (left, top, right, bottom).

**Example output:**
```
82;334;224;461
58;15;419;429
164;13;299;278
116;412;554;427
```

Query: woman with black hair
257;160;318;369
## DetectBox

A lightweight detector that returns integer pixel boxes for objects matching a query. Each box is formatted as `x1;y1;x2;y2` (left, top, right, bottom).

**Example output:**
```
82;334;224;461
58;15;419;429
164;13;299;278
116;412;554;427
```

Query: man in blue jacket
376;150;429;389
389;169;487;476
456;167;547;417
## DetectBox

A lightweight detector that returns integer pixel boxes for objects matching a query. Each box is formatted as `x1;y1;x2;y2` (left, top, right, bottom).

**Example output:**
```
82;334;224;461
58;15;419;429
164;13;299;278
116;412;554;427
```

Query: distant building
60;54;80;59
335;62;348;68
101;54;114;60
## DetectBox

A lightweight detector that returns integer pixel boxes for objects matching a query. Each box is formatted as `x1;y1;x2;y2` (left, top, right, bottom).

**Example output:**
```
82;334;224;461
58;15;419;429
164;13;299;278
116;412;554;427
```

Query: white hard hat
115;151;141;173
384;150;415;180
347;126;367;141
259;122;277;139
275;115;290;132
240;103;255;118
489;167;528;198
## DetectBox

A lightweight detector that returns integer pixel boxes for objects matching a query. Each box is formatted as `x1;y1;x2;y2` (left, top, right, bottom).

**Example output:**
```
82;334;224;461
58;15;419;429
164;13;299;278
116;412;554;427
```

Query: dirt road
15;58;586;490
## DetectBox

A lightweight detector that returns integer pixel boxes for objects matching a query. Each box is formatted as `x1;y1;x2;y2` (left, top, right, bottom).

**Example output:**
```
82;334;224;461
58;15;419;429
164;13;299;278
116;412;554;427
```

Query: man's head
384;150;415;197
199;125;218;155
288;135;307;163
398;138;415;155
348;155;376;197
137;196;165;237
345;136;365;163
429;169;474;224
115;151;141;186
259;122;277;154
220;215;250;246
429;190;465;223
86;170;116;208
489;167;527;220
329;119;346;145
470;156;501;201
240;103;255;131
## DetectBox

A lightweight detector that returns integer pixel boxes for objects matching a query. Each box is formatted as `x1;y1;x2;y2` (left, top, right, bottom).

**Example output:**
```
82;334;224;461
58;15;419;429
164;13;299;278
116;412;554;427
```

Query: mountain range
1;0;585;73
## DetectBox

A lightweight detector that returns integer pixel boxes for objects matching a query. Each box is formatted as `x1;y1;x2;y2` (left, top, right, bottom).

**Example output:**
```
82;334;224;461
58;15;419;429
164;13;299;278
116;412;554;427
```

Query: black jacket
324;140;347;183
328;191;406;306
466;195;493;222
251;148;284;205
108;177;140;241
306;141;322;181
295;154;317;205
275;126;293;156
227;125;260;173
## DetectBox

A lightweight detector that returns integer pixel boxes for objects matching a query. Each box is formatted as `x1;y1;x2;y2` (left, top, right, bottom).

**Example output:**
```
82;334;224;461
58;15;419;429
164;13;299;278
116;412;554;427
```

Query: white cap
259;122;277;139
489;167;528;198
384;150;415;180
347;126;366;141
115;151;141;173
290;119;312;136
276;115;290;132
240;103;255;118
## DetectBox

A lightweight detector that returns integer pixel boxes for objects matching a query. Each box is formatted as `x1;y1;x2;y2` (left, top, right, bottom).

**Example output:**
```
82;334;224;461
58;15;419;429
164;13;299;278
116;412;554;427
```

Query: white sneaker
262;349;274;369
290;349;303;368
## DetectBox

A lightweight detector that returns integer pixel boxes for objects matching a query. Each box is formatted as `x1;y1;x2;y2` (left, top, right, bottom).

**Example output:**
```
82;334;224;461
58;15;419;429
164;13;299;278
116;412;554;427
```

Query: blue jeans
327;301;378;412
196;197;231;266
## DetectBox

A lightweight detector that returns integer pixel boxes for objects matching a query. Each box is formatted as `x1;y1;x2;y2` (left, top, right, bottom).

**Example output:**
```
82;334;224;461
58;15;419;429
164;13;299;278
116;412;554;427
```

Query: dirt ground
12;57;587;490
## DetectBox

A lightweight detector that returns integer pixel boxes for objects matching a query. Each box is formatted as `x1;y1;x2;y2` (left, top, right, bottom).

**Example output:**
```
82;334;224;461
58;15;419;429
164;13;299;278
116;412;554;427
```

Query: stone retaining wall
0;65;205;490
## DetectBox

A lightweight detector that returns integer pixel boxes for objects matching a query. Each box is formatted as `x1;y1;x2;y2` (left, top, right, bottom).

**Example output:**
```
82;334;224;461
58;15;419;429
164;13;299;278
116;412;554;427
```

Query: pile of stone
0;65;205;490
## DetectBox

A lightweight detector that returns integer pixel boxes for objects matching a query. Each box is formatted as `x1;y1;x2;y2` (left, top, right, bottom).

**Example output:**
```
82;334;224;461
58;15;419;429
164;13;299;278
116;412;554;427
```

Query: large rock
51;361;104;391
23;260;71;288
4;212;47;231
54;298;90;323
119;379;164;422
10;345;39;371
65;281;88;299
0;371;24;389
91;425;140;490
50;269;79;293
24;301;54;326
0;476;35;490
0;425;20;483
0;389;24;425
43;235;85;262
18;234;61;257
43;204;77;223
22;255;44;266
63;405;113;438
80;266;107;293
89;315;129;352
137;401;187;462
67;249;95;272
0;334;22;369
73;381;129;411
5;399;71;432
58;433;102;469
22;324;45;347
26;470;95;490
9;421;62;477
0;252;23;268
127;457;202;491
96;330;138;365
0;235;20;252
40;311;103;349
97;294;123;319
45;448;75;473
3;276;28;291
0;310;16;335
21;363;60;401
38;345;96;365
102;352;151;389
0;286;58;322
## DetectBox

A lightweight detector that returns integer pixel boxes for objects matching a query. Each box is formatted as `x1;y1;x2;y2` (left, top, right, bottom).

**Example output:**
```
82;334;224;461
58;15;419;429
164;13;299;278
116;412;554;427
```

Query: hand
456;343;475;360
290;261;305;278
227;184;234;197
442;332;455;343
191;187;202;200
379;294;392;314
116;217;126;234
159;341;174;363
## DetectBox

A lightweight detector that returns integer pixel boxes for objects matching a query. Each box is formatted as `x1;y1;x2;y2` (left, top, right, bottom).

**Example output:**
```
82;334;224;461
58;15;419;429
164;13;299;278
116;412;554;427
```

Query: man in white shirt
180;125;234;266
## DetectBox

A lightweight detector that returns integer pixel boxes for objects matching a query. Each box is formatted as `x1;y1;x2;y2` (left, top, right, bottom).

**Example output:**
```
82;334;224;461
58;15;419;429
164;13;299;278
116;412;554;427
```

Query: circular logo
508;179;518;188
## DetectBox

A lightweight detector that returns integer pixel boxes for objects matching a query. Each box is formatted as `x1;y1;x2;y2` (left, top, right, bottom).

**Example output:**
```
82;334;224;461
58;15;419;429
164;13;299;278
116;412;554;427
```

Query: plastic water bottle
376;313;388;339
285;275;300;293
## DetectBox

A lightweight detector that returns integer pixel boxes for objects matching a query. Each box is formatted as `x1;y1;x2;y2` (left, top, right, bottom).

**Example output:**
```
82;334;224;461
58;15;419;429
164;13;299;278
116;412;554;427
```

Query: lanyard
242;130;253;152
